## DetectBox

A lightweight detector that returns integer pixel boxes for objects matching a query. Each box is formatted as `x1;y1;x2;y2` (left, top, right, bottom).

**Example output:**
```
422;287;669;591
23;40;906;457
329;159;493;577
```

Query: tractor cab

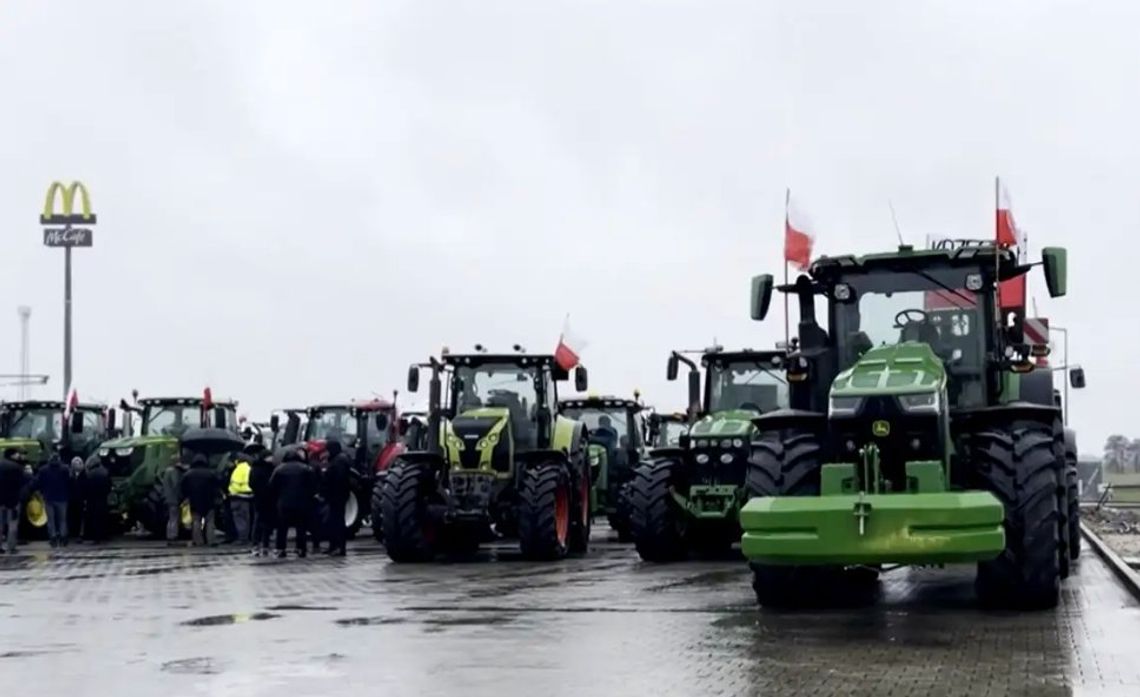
301;399;400;472
0;400;109;464
647;411;689;449
559;393;648;537
268;408;307;453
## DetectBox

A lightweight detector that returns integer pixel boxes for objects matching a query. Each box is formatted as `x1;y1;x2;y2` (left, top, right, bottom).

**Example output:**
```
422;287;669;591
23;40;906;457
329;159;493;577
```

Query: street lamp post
1050;325;1069;424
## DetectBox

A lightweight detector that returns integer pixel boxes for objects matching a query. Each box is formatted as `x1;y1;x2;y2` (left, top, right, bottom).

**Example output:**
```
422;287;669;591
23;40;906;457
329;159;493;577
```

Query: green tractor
559;393;650;541
740;242;1077;610
0;400;109;537
647;410;689;449
95;392;241;535
628;348;789;560
379;348;592;561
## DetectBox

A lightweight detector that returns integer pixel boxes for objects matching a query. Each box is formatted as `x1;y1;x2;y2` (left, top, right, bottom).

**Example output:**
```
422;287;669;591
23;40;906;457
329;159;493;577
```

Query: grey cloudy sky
0;1;1133;453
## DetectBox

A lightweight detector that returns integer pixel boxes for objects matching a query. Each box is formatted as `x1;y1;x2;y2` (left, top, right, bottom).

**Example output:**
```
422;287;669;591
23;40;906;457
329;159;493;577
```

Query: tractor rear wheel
1066;461;1081;561
746;427;826;607
370;477;385;542
518;462;572;561
139;482;169;539
629;459;687;562
380;462;437;562
973;420;1061;610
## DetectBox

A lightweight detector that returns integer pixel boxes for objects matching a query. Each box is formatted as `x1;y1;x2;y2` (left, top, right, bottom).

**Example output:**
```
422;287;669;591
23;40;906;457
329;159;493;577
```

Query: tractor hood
831;342;946;398
447;407;511;449
689;410;758;438
97;434;176;454
0;437;45;462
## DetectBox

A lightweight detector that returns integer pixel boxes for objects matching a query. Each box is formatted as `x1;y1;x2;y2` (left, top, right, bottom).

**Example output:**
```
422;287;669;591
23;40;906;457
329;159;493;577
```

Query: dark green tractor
559;393;649;541
647;411;689;449
740;242;1078;610
628;348;789;560
379;349;592;562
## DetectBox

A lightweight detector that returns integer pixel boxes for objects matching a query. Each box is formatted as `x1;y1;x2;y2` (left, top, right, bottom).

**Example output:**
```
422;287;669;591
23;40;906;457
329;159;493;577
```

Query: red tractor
299;397;405;538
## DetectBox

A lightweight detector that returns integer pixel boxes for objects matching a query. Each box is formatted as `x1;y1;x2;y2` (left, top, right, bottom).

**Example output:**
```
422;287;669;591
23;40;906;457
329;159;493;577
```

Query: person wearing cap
35;453;71;547
0;448;29;554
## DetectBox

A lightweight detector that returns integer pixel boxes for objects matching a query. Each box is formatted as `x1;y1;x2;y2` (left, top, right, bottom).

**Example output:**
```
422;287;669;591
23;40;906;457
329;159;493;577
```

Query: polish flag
64;387;78;418
996;178;1018;248
784;191;815;271
554;317;586;371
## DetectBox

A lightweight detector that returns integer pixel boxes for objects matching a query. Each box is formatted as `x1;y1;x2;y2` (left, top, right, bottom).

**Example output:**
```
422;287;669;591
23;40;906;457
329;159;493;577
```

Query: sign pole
63;239;72;400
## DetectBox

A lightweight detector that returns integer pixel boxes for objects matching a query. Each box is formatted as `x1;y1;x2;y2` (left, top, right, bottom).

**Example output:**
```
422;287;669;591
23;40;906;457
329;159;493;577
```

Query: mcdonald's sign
40;181;96;225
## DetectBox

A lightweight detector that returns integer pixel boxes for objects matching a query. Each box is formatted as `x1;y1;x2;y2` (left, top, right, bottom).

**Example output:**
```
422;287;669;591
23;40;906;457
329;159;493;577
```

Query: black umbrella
179;427;246;456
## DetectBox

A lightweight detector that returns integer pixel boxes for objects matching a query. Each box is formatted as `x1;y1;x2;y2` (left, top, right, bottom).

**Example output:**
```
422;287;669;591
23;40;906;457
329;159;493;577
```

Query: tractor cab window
653;420;688;448
307;410;358;444
7;408;58;441
361;410;392;447
454;362;540;447
707;361;788;414
81;410;103;436
832;267;988;408
564;407;631;452
143;405;201;437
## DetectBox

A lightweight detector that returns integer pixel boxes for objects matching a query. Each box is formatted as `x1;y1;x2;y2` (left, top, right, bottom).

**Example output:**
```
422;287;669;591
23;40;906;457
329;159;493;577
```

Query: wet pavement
1;533;1138;696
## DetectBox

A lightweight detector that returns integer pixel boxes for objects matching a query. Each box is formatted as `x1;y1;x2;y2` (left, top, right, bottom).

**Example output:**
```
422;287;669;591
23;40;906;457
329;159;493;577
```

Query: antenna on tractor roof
512;344;526;353
888;199;905;247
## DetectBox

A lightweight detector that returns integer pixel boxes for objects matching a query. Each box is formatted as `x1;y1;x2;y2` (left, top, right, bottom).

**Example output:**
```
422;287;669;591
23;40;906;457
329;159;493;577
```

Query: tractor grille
686;444;750;487
829;396;942;492
451;416;502;472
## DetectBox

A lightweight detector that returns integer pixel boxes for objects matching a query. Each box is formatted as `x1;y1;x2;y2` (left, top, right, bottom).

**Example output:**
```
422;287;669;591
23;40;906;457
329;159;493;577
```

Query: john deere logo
872;420;891;437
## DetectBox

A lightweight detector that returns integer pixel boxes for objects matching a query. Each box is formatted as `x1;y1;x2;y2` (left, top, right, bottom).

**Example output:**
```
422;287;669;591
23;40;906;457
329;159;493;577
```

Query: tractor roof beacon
558;393;649;541
378;348;592;562
627;346;790;562
740;242;1074;610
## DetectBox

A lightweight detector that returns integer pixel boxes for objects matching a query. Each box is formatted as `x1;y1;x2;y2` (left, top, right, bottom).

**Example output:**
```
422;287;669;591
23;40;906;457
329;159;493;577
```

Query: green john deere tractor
741;241;1078;610
628;348;789;561
0;400;108;537
94;393;241;535
380;348;592;561
559;393;650;541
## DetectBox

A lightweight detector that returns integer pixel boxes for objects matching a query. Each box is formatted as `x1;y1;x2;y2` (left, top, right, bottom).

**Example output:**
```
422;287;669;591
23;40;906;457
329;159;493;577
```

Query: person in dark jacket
160;454;188;544
83;458;112;543
67;457;86;542
181;454;221;547
35;453;71;547
0;449;30;554
248;450;275;556
322;440;353;556
270;448;317;558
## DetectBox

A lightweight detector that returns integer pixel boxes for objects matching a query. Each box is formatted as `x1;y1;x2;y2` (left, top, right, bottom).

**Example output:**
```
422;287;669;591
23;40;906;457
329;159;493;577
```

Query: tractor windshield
143;404;202;437
653;420;688;448
6;407;59;440
563;407;635;451
832;266;988;407
453;363;539;417
306;409;358;443
706;360;787;414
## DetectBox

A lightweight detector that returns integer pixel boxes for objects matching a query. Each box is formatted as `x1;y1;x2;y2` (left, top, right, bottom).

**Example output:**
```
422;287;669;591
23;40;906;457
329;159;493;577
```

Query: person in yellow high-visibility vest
228;447;256;546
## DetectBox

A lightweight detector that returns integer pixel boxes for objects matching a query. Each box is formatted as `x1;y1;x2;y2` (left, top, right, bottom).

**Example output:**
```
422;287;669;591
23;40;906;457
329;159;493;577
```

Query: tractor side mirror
375;413;390;431
407;365;420;393
574;365;588;392
119;398;130;411
750;274;774;321
69;410;85;434
213;407;227;429
667;354;679;381
1069;366;1086;389
269;414;280;433
687;370;701;411
1042;247;1068;298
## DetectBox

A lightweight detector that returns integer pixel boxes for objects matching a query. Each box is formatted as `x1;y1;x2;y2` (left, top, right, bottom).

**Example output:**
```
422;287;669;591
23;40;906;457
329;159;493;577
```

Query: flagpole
784;188;791;347
994;176;1002;330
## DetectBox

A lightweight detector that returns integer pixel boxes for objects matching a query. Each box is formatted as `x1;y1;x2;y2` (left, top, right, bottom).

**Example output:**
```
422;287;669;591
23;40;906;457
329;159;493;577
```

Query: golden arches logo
41;181;96;224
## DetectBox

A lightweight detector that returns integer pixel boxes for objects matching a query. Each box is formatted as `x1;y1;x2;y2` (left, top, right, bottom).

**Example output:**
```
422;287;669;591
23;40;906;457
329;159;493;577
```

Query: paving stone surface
0;533;1137;696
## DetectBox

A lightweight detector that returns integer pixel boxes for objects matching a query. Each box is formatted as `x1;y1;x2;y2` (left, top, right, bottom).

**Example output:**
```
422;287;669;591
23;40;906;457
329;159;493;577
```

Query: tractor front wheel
518;463;572;561
973;420;1061;610
1066;461;1081;561
629;459;687;562
379;462;437;563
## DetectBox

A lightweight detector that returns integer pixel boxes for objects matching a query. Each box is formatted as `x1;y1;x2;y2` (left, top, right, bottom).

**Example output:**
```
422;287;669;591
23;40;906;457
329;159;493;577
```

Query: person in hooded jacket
160;454;188;544
248;450;276;556
67;457;86;542
35;453;71;547
0;448;30;554
322;439;353;556
270;448;317;558
180;454;221;547
83;457;112;543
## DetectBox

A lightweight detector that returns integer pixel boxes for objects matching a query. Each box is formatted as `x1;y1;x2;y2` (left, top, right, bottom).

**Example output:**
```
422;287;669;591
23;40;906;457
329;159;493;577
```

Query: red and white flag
784;191;815;271
996;178;1018;248
554;316;586;371
64;387;78;418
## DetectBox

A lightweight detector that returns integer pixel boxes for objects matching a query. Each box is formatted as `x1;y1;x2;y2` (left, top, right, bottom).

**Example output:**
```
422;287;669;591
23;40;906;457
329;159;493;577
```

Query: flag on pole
996;178;1018;248
554;316;586;371
784;192;815;270
64;387;78;418
203;386;214;410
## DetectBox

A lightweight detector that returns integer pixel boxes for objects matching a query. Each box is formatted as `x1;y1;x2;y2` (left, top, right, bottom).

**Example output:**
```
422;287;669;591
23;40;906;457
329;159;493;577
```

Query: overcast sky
0;1;1133;454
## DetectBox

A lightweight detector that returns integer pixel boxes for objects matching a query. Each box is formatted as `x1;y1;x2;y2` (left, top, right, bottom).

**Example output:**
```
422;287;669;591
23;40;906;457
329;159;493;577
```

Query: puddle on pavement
423;614;515;627
161;657;224;675
267;604;338;611
181;612;281;627
335;616;408;627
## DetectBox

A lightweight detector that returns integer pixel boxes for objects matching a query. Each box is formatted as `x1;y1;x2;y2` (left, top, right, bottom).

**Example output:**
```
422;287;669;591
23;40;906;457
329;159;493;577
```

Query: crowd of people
0;440;356;559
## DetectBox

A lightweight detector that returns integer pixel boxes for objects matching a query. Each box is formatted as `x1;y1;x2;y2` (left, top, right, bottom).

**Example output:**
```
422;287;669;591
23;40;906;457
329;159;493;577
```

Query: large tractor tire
628;459;687;562
370;478;385;542
1050;431;1071;581
344;488;366;540
1066;461;1080;561
568;451;592;555
973;420;1061;610
139;482;169;538
745;427;827;607
379;462;437;563
518;462;573;561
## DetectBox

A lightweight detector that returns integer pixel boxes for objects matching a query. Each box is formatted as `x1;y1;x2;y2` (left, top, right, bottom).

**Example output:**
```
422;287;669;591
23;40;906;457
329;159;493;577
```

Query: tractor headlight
965;273;983;291
833;283;853;301
720;439;733;448
899;392;940;414
719;453;734;464
115;447;134;457
695;453;710;464
98;448;109;458
829;396;862;416
732;438;744;448
488;433;499;445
